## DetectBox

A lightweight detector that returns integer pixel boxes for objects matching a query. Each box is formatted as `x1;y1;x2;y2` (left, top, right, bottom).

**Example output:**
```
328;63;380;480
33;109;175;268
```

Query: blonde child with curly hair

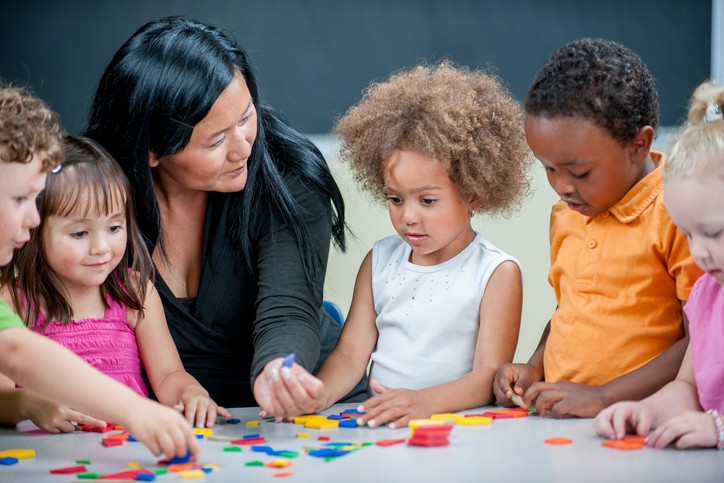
260;62;531;428
594;81;724;449
0;85;197;458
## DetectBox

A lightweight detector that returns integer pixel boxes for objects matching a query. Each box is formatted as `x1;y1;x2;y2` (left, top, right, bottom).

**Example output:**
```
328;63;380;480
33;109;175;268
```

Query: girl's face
525;115;653;217
383;149;476;266
0;153;46;265
42;197;128;294
151;72;257;194
664;176;724;284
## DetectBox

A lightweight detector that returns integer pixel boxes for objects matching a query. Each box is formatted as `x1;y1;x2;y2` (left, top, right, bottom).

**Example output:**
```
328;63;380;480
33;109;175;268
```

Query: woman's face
151;71;258;194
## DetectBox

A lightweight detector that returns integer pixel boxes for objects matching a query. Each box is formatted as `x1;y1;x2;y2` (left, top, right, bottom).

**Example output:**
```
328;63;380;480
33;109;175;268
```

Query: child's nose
401;205;419;224
89;235;110;255
688;236;710;263
551;174;575;197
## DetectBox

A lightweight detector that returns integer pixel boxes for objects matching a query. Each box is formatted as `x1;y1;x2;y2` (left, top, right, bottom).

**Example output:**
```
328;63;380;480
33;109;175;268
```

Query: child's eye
70;231;87;239
387;196;403;205
13;196;27;205
705;230;723;239
108;225;124;234
421;198;437;206
572;171;590;179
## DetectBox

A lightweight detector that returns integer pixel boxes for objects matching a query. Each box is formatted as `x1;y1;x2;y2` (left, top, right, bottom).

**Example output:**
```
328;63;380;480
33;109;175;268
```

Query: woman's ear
149;150;159;168
629;125;655;163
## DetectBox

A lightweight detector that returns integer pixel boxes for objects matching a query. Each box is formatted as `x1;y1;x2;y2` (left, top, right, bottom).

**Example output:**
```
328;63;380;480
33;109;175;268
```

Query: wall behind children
1;1;712;361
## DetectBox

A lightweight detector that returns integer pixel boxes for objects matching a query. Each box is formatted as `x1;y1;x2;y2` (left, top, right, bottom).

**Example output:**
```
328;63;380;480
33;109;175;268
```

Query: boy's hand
355;379;432;429
23;392;106;433
175;389;231;429
524;380;607;418
646;411;719;450
124;401;199;458
594;401;653;440
254;358;325;420
493;363;543;407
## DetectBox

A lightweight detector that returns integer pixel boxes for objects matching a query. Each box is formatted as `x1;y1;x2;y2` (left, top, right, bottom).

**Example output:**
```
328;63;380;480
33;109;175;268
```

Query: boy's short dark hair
525;38;659;144
0;84;62;170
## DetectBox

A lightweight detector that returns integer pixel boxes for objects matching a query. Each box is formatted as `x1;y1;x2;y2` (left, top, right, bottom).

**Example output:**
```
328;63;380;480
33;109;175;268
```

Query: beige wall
313;128;679;362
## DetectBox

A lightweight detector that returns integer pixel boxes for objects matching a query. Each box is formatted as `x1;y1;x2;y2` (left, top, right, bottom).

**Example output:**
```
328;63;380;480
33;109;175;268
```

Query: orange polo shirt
543;152;702;386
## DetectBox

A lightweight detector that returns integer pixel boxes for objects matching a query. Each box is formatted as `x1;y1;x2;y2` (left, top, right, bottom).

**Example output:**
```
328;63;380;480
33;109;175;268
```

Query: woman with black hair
85;16;363;412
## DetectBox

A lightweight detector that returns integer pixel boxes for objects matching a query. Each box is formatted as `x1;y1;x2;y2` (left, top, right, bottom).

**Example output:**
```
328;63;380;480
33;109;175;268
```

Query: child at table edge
256;61;531;426
594;81;724;450
494;38;702;418
0;84;198;458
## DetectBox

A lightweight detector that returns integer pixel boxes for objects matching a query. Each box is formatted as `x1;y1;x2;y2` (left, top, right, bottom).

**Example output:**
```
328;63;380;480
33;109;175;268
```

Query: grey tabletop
1;404;723;483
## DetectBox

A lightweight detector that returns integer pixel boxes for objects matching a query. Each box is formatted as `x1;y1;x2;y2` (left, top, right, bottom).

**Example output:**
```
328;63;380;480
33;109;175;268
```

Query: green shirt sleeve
0;300;25;331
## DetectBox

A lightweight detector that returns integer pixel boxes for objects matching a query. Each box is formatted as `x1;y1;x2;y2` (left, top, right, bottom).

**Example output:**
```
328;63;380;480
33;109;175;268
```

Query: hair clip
704;104;723;122
51;164;62;174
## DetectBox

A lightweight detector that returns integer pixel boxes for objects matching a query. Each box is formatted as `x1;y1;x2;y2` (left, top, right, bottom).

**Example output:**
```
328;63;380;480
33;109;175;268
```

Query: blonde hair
334;61;532;217
0;85;62;171
665;81;724;182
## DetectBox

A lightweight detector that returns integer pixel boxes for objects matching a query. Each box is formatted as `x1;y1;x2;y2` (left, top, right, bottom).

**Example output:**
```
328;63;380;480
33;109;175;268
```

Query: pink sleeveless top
32;294;149;397
685;273;724;412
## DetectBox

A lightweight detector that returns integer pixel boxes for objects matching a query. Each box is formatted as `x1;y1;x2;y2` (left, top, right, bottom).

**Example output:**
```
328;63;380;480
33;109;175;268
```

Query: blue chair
323;300;345;326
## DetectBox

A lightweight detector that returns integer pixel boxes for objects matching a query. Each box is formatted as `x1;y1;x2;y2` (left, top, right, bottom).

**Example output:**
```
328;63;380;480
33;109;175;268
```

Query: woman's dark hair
1;135;153;328
525;38;659;144
84;16;345;289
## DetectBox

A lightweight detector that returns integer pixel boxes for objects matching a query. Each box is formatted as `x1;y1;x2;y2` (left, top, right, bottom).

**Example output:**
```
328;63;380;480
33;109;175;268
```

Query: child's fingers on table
608;407;633;439
193;399;210;428
647;421;679;449
70;410;107;428
216;405;232;420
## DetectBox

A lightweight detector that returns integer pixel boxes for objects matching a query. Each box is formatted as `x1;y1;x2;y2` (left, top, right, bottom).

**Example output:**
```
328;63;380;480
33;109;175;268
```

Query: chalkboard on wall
0;0;711;134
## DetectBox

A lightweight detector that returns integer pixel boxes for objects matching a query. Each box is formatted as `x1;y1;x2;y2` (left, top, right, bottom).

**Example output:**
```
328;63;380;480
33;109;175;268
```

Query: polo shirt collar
606;151;665;224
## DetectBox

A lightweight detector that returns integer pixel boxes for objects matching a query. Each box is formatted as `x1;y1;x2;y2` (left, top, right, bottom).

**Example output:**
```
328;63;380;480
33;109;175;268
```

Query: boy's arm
526;308;689;417
0;327;199;457
356;260;523;428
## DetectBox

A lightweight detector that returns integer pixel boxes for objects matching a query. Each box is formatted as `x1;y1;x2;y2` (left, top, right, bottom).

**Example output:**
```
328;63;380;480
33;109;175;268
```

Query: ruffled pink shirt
32;294;148;397
685;273;724;412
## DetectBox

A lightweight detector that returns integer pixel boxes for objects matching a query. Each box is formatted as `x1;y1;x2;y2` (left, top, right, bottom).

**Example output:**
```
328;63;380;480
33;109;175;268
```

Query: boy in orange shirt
494;38;702;418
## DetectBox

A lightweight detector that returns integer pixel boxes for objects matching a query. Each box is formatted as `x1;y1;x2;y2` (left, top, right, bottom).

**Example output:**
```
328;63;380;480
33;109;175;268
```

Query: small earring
471;209;476;217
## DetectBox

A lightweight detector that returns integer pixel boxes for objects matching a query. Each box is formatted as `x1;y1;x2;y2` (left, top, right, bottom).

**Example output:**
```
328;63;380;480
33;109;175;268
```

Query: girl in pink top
0;135;230;432
594;81;724;450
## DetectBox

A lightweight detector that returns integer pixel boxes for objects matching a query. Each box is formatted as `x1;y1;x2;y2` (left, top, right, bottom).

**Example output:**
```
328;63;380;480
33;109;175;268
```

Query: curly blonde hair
0;85;62;170
666;81;724;182
334;61;532;216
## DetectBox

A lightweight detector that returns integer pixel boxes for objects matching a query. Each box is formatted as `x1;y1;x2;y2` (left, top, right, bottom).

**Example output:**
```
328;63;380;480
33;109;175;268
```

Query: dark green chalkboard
0;0;711;133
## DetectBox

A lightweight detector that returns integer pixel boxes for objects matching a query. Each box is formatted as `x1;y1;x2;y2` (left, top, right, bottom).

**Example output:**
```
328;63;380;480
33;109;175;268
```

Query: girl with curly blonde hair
264;62;532;426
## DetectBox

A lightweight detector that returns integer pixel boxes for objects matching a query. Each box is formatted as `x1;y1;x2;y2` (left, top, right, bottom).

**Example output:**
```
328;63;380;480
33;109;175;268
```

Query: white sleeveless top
369;233;518;391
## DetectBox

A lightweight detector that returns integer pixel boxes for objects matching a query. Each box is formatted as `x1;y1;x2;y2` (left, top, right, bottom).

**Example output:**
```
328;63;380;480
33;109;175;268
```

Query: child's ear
469;197;482;217
628;125;655;163
148;150;159;168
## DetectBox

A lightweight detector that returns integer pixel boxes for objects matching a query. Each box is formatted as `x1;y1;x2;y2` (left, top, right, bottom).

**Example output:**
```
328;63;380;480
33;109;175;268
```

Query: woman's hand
254;358;326;420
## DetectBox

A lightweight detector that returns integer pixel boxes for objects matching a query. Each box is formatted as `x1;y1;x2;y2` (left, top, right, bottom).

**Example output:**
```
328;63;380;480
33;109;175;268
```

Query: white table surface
1;404;723;483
